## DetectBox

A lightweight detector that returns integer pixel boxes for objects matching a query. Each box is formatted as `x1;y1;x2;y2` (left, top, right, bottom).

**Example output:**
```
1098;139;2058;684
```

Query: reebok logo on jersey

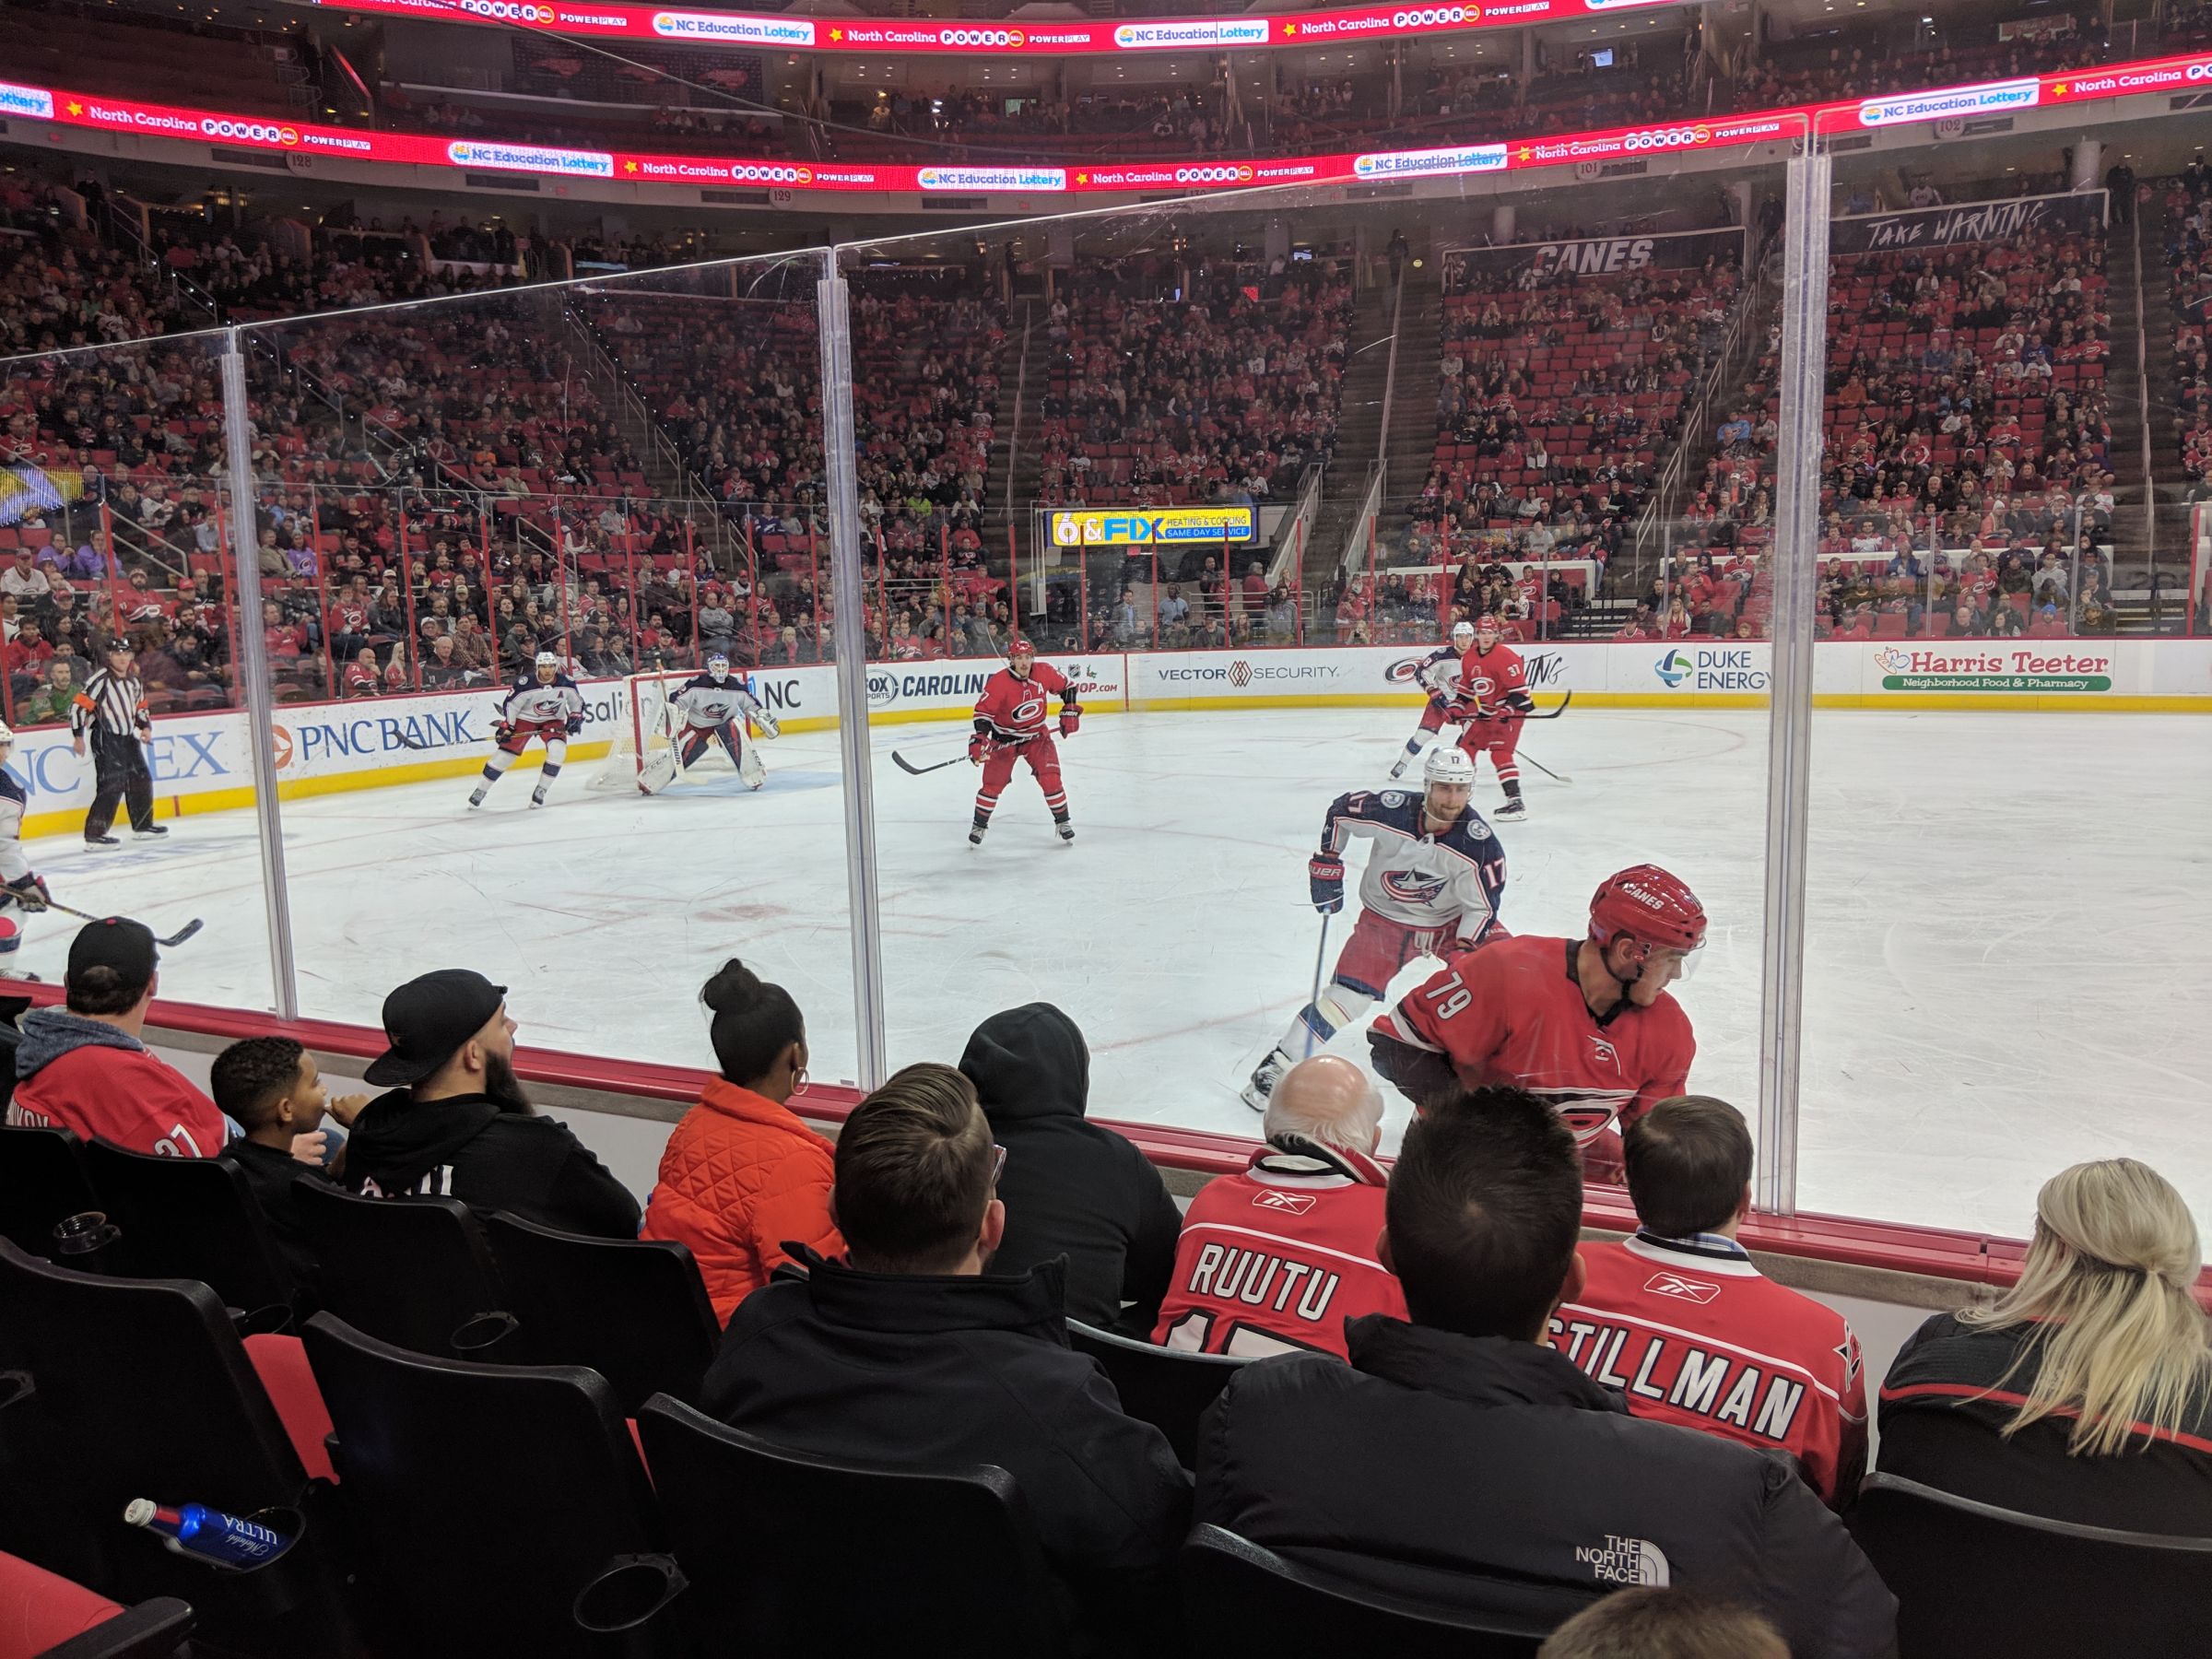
1252;1189;1317;1215
1644;1271;1721;1305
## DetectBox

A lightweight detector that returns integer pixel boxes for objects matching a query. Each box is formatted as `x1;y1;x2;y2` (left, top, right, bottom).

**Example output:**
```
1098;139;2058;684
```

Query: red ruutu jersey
1151;1146;1406;1359
1457;641;1530;715
1371;934;1695;1145
973;661;1073;743
1550;1232;1868;1506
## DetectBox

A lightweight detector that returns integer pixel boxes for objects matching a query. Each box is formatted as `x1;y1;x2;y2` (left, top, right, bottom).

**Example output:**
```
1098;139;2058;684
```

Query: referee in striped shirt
72;642;168;845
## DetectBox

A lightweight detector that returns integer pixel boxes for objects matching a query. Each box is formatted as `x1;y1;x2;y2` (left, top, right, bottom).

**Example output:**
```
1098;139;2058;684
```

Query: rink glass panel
1794;116;2212;1238
231;252;873;1088
836;162;1787;1167
0;326;279;1011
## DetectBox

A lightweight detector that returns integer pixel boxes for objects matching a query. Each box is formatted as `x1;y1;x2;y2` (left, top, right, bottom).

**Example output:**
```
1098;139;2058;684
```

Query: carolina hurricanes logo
1382;869;1449;905
1465;674;1496;697
1645;1271;1721;1305
1012;695;1045;723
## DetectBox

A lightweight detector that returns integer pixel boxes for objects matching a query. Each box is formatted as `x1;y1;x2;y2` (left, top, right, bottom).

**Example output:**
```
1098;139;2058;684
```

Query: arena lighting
6;42;2212;195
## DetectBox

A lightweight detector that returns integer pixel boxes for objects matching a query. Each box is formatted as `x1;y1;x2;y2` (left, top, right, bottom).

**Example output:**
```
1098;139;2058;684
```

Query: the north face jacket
959;1004;1182;1333
1196;1316;1897;1658
642;1078;841;1322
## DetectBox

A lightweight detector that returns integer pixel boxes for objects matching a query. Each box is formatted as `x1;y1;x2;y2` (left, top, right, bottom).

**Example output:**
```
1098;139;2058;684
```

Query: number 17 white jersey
1322;787;1506;946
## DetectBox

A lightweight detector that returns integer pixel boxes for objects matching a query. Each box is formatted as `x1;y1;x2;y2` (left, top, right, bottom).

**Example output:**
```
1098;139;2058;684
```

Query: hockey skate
529;787;548;809
1387;753;1411;780
969;818;988;847
1492;797;1527;819
466;786;487;809
1056;818;1075;844
1241;1053;1288;1112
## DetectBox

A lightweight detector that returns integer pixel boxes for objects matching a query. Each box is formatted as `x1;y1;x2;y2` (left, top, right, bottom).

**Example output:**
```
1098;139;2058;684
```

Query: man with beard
342;970;641;1238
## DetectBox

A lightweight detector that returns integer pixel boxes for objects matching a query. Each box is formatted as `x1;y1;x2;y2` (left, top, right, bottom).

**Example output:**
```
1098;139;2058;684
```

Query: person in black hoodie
701;1062;1189;1654
1196;1088;1896;1657
958;1003;1181;1334
342;970;640;1239
208;1036;366;1295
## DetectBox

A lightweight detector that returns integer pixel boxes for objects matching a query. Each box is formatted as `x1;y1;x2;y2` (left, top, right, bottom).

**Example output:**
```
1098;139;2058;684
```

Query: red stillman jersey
1371;934;1695;1145
973;662;1071;742
1152;1147;1406;1359
1458;641;1529;713
1550;1233;1867;1505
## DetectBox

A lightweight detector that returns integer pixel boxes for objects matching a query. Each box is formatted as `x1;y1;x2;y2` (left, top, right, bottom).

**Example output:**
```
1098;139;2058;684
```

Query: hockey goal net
588;668;747;793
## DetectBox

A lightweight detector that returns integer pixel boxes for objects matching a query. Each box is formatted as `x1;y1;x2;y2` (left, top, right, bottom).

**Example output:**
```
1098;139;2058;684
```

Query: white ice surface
15;706;2207;1240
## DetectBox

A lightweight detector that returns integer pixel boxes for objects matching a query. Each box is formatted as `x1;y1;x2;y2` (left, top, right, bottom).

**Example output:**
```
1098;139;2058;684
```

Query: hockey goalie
638;656;781;795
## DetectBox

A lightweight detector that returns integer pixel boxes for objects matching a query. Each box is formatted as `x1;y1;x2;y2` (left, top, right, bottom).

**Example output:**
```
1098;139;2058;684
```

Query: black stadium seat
0;1241;352;1655
1180;1524;1552;1656
300;1312;683;1659
1065;1318;1245;1469
291;1182;519;1359
1848;1470;2212;1658
484;1210;721;1412
0;1124;100;1258
636;1394;1069;1656
79;1139;297;1327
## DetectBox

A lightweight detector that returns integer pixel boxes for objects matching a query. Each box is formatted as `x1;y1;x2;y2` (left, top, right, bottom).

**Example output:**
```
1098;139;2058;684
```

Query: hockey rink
14;704;2207;1239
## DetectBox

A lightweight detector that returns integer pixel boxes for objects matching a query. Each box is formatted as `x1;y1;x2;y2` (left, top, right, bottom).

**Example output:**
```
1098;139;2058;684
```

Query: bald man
1152;1056;1407;1359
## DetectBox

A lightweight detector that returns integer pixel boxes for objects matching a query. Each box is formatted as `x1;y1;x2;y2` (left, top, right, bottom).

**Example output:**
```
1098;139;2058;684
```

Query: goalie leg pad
638;750;680;794
738;739;766;791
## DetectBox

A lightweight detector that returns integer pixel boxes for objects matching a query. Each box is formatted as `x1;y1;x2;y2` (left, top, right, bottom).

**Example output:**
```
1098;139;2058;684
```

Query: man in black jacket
1196;1088;1897;1658
701;1062;1189;1653
958;1004;1181;1333
342;970;641;1239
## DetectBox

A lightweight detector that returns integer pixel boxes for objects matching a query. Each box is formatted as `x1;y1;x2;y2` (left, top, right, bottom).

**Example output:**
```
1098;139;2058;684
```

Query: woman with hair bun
1877;1158;2212;1532
643;959;841;1321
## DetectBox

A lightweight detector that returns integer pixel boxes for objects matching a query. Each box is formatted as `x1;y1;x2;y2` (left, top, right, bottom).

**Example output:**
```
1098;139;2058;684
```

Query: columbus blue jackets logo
1381;869;1449;905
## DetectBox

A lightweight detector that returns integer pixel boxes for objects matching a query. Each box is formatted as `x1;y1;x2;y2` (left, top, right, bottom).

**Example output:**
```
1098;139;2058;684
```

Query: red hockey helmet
1589;865;1707;955
1007;638;1036;659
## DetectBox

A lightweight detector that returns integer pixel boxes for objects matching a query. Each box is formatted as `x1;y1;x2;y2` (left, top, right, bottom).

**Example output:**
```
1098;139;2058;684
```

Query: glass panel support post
218;330;301;1020
1755;147;1830;1216
817;270;889;1090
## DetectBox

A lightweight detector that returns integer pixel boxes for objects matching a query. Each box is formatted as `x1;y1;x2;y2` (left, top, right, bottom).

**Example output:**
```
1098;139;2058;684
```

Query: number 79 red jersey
1371;934;1696;1145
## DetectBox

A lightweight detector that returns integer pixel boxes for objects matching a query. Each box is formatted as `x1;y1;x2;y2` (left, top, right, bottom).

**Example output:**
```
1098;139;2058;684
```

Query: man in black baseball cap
341;969;641;1239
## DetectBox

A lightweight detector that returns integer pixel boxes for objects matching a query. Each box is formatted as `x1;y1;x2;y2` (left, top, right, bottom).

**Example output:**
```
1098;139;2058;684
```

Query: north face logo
1253;1190;1317;1215
1645;1271;1720;1304
1576;1534;1670;1586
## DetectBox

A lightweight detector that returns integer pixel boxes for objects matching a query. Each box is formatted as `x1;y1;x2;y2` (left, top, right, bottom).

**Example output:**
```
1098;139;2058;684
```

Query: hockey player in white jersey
1244;746;1506;1110
641;655;780;795
1388;619;1477;779
0;724;53;959
469;651;586;810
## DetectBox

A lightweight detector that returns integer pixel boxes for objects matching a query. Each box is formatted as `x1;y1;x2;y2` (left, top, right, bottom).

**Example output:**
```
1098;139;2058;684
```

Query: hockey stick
892;749;970;777
40;897;205;947
1518;751;1573;786
1523;689;1574;720
1300;911;1335;1058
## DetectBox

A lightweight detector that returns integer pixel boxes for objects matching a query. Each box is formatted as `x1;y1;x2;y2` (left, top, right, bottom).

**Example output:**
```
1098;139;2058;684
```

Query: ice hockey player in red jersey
1156;1055;1406;1359
1550;1095;1866;1506
468;651;586;810
1367;864;1703;1175
1243;746;1505;1111
1387;619;1477;780
1457;612;1535;819
969;639;1078;846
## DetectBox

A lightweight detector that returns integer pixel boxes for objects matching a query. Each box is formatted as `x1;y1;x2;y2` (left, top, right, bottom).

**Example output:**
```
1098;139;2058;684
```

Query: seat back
80;1140;296;1324
0;1239;343;1645
637;1394;1066;1657
0;1124;100;1257
291;1182;515;1359
1848;1471;2212;1657
1180;1524;1552;1656
301;1312;673;1659
483;1211;720;1412
1065;1318;1245;1468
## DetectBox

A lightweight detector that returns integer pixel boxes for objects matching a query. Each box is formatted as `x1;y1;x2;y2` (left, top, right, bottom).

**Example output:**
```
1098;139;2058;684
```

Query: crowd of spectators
2164;159;2212;502
16;914;2208;1653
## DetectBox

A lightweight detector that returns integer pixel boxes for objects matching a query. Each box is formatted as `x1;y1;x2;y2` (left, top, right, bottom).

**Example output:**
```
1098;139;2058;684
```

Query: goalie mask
707;655;731;682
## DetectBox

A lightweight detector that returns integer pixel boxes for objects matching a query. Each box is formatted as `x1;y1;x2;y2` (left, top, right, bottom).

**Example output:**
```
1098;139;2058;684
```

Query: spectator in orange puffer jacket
642;959;841;1321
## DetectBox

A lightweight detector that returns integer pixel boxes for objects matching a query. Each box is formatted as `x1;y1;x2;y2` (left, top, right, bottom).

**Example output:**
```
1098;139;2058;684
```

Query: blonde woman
1877;1159;2212;1532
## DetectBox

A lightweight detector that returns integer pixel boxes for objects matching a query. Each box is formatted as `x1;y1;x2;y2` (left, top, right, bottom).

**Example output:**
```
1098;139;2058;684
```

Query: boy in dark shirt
210;1036;368;1290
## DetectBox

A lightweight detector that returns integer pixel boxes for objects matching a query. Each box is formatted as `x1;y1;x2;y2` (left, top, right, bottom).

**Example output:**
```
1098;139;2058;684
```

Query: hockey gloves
756;712;781;739
564;715;585;735
1059;705;1080;737
494;720;515;744
967;733;992;765
1309;853;1347;912
4;875;50;912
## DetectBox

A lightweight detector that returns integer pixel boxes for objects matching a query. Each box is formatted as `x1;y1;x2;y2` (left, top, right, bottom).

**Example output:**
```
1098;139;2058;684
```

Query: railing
1333;266;1405;579
1002;300;1033;529
2129;202;2157;575
1268;463;1324;590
